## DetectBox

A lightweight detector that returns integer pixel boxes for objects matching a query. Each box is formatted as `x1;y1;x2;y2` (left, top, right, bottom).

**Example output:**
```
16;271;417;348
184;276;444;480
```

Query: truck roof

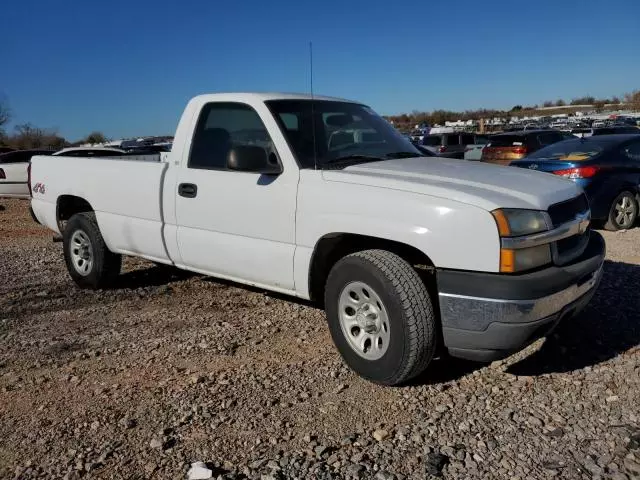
191;92;359;104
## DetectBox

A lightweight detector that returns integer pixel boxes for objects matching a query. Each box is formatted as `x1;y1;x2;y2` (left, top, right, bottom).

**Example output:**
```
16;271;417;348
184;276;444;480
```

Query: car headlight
499;244;552;273
491;209;552;272
491;209;549;236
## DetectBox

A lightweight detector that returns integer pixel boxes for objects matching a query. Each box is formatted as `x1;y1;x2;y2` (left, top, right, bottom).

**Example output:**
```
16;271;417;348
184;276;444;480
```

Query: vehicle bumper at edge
437;231;605;362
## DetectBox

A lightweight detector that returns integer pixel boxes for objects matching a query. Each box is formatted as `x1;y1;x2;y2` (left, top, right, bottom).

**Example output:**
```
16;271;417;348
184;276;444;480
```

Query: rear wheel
63;212;122;289
604;191;638;231
324;249;436;385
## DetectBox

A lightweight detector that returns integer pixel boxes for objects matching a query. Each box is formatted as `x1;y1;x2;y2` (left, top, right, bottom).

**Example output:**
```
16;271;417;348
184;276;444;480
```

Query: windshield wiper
323;154;385;165
384;151;423;159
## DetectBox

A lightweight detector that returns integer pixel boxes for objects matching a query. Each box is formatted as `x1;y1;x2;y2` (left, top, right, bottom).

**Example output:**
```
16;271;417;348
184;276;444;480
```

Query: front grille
547;194;590;265
554;231;590;265
547;194;589;227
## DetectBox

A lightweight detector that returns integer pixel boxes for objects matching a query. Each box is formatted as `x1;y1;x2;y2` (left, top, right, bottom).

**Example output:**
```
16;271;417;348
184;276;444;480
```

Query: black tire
63;212;122;289
604;191;638;231
324;249;436;386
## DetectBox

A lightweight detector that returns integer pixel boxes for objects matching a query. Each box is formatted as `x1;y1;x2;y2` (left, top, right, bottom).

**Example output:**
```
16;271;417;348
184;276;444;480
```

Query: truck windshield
266;100;422;168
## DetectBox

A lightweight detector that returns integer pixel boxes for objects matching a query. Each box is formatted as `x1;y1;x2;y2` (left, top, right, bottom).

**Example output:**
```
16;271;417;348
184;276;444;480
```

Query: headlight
492;209;549;236
492;209;552;272
500;244;552;273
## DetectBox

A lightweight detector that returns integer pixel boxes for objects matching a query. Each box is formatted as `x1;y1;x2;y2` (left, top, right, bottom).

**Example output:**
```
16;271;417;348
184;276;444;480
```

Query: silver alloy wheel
70;230;94;276
615;195;635;228
338;281;390;360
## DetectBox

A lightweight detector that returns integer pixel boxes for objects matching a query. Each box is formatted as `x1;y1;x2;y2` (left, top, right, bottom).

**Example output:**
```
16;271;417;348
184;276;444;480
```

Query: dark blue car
510;134;640;230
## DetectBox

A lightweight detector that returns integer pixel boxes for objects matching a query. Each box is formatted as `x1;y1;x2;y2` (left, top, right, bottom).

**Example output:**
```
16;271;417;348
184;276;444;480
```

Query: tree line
386;90;640;128
0;96;107;150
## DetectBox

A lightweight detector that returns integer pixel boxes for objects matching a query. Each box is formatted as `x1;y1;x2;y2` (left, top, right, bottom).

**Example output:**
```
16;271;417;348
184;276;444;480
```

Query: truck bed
30;154;171;263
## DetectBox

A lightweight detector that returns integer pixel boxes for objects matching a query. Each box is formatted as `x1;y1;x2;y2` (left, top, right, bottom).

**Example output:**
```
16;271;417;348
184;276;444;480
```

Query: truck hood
322;157;582;211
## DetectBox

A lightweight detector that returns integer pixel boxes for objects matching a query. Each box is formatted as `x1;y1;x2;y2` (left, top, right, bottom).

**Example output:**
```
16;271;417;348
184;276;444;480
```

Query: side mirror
227;145;282;174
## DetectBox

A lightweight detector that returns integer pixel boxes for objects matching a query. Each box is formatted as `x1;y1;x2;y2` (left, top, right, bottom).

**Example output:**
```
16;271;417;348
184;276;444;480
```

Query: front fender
293;174;501;298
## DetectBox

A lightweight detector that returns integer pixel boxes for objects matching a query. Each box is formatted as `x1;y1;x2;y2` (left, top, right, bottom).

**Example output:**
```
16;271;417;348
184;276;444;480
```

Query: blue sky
3;0;639;140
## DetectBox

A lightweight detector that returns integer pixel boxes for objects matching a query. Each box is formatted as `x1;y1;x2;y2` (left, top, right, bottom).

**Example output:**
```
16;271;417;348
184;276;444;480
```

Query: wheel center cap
356;306;378;333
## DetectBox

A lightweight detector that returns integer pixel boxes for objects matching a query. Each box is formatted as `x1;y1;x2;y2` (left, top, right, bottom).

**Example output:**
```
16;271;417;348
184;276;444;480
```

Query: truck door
174;101;298;291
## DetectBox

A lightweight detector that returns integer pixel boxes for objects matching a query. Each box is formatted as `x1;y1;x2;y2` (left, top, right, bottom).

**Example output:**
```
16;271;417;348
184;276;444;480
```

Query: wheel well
308;233;437;306
56;195;94;232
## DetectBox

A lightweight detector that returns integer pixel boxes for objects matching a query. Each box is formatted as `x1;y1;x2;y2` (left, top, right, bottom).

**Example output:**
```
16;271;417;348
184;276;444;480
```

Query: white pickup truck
30;93;605;385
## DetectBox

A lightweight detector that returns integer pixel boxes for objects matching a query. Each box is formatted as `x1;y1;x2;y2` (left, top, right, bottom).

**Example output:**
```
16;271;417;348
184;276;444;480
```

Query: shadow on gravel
410;356;481;386
2;265;197;320
115;264;195;289
507;260;640;376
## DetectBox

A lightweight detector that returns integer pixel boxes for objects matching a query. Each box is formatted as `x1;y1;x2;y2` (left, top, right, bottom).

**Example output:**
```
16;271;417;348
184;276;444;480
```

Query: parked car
510;134;640;230
609;116;637;126
53;147;127;157
29;92;604;385
0;149;54;199
0;147;15;154
420;132;477;158
481;130;569;165
463;134;491;161
590;126;639;136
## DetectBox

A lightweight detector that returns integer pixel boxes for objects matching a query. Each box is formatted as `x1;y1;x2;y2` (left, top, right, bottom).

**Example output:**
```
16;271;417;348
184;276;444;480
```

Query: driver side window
189;102;277;170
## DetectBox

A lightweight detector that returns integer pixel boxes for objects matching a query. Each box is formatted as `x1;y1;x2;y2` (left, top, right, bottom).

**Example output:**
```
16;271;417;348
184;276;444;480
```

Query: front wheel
63;212;122;289
324;249;436;385
604;191;638;231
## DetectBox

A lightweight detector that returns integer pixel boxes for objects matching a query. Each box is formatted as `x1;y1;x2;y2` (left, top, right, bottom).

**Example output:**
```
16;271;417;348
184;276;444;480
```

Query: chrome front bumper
436;231;605;361
438;262;602;332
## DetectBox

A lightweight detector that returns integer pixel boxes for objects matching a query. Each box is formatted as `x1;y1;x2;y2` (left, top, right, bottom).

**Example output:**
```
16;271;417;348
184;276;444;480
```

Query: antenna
310;41;318;170
309;41;314;99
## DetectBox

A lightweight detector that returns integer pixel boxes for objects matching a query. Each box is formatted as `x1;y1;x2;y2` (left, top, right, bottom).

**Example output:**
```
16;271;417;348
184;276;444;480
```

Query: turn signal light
500;249;515;273
492;210;511;236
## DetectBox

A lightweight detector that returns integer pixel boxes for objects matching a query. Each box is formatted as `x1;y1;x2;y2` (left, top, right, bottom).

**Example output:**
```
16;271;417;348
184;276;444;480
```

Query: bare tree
9;123;66;150
624;90;640;109
84;131;108;145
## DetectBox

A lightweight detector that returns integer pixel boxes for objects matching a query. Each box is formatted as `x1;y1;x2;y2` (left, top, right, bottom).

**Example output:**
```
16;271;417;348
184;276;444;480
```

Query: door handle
178;183;197;198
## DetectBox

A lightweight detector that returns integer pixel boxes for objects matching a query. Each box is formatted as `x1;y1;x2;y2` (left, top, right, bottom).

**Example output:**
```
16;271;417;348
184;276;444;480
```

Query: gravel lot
1;198;639;480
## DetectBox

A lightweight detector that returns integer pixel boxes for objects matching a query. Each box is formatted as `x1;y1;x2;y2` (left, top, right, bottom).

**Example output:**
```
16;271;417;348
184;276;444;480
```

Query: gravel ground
1;198;639;480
